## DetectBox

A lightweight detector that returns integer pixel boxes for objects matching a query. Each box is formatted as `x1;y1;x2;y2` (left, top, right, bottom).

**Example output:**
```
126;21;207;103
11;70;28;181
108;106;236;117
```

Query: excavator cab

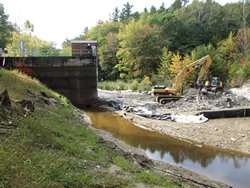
205;77;223;92
211;77;220;87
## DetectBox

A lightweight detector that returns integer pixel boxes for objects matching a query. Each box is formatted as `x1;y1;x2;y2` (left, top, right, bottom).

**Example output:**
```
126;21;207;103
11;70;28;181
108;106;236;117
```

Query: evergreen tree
111;7;120;22
119;2;134;22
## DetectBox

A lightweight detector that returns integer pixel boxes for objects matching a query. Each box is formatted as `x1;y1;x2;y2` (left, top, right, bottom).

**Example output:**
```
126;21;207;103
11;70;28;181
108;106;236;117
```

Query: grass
0;69;181;187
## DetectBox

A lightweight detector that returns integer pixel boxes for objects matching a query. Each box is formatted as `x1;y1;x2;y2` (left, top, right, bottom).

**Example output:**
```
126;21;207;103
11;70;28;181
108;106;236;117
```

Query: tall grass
98;79;152;92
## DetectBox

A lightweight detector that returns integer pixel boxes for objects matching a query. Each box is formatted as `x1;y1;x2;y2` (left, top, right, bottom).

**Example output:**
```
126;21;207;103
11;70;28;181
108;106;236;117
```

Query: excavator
152;55;223;104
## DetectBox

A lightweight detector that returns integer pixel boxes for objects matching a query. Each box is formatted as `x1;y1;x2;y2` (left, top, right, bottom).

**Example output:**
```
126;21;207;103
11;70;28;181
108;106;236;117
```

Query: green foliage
87;22;120;45
242;54;250;79
157;48;173;85
99;33;120;80
191;44;224;80
175;0;225;45
117;19;163;79
98;79;152;92
6;31;59;56
168;52;183;81
128;79;139;91
98;81;117;90
0;3;14;49
23;20;34;34
119;2;135;23
137;82;152;93
137;76;152;92
60;46;71;56
171;0;182;11
98;80;129;91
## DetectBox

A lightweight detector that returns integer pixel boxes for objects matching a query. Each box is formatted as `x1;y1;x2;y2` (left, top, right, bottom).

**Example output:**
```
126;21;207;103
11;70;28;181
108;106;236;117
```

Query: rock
230;138;236;142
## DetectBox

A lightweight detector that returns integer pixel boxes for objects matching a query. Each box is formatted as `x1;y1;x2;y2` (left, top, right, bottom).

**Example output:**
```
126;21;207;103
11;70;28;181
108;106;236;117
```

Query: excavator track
156;96;182;104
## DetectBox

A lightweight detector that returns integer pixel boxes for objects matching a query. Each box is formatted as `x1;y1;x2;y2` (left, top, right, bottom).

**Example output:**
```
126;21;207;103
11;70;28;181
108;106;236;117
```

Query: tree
217;32;239;72
149;6;157;14
87;22;120;45
241;0;250;53
99;33;119;80
23;20;34;35
36;42;60;56
119;2;134;22
175;0;225;46
182;0;189;6
7;31;59;56
221;2;242;39
158;3;166;13
156;48;173;85
117;19;163;79
242;54;250;79
171;0;182;11
168;52;183;82
0;3;13;50
191;44;223;78
111;7;120;22
153;12;192;53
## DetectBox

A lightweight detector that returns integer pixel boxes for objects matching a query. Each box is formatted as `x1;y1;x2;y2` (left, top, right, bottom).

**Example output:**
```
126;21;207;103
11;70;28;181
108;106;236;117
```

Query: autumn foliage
16;62;33;76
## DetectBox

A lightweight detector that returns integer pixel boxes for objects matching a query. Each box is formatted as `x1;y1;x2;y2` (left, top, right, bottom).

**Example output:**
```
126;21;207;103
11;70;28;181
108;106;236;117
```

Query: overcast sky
1;0;240;48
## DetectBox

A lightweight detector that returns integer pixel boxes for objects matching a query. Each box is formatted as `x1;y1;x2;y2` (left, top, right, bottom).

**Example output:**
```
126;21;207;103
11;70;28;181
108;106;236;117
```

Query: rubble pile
98;81;250;115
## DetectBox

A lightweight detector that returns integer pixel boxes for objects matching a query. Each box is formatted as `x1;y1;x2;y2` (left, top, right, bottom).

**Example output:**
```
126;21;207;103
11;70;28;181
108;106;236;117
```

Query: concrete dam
1;55;98;107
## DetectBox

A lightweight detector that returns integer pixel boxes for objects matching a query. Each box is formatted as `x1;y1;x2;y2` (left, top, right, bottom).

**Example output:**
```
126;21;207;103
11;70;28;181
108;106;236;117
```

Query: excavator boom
172;55;212;93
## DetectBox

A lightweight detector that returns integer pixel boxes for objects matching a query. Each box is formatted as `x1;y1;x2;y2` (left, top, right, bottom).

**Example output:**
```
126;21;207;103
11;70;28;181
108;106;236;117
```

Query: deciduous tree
117;19;163;79
99;33;119;80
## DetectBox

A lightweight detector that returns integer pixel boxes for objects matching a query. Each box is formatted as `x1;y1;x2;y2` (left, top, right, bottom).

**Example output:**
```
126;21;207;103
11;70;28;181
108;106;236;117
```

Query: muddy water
86;107;250;188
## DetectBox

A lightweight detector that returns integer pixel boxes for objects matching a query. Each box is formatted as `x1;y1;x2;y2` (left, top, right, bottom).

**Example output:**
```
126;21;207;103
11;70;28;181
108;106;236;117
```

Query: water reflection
85;107;250;188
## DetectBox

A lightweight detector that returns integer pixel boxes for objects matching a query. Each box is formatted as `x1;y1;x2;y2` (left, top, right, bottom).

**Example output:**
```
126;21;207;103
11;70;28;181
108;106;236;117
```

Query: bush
98;81;117;90
137;76;152;92
128;80;139;91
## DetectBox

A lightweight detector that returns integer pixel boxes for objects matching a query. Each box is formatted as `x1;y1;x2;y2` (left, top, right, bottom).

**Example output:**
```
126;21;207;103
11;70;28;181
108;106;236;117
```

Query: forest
1;0;250;88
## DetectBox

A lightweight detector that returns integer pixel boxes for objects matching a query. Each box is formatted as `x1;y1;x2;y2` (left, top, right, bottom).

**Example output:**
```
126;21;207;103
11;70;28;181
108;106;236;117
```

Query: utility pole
1;48;8;66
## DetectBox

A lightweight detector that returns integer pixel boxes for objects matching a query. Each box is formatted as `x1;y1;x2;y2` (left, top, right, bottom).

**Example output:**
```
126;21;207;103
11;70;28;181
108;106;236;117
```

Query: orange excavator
152;55;223;104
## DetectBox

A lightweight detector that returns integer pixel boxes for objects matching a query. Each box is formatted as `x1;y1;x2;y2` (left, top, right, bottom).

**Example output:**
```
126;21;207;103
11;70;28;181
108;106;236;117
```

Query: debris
0;89;11;107
107;99;208;123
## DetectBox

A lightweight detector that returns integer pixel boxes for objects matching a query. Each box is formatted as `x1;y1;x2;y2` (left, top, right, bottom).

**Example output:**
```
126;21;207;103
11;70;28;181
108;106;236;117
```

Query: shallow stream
86;107;250;188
